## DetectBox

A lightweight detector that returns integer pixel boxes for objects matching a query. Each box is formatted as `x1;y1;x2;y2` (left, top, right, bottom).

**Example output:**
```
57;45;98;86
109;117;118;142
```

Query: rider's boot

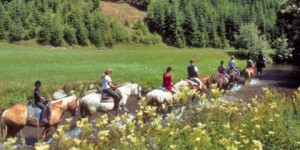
121;105;129;113
41;116;49;124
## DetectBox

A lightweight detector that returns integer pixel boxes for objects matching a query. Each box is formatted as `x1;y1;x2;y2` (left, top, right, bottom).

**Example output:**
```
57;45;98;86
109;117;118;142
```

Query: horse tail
0;110;8;139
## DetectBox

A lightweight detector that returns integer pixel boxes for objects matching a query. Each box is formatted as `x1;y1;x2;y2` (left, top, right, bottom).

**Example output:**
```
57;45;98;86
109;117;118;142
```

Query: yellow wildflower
66;117;73;123
223;123;231;129
255;125;261;129
252;140;263;150
170;144;177;150
268;131;276;136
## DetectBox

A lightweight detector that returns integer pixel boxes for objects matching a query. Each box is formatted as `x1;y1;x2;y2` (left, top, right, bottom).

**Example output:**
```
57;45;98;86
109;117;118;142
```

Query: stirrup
122;105;129;112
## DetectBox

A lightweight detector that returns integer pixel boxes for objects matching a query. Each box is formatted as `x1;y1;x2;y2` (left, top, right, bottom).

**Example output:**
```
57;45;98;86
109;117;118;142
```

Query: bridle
136;84;142;100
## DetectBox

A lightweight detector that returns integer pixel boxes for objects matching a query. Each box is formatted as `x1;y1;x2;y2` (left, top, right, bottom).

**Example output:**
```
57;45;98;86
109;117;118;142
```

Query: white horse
146;81;187;112
146;80;202;114
79;83;142;117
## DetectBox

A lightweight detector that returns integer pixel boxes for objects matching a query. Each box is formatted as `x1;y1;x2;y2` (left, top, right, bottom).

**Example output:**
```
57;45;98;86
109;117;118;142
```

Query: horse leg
41;125;53;140
6;125;22;138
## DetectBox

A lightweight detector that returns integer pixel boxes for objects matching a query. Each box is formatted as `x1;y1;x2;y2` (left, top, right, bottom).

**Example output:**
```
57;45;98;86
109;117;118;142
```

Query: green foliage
271;36;294;63
39;87;300;149
132;21;162;45
63;26;77;45
234;23;270;58
147;0;280;48
0;0;159;47
125;0;151;8
8;22;24;42
110;20;129;45
276;0;300;65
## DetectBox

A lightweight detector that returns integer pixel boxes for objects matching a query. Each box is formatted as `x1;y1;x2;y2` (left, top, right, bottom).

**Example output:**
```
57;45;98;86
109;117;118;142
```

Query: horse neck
118;84;132;98
50;100;65;115
51;96;74;113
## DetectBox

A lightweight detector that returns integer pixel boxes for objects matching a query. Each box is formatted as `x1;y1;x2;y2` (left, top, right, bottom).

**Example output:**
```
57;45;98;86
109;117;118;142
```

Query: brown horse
0;95;78;139
201;75;211;89
244;68;255;83
212;77;228;92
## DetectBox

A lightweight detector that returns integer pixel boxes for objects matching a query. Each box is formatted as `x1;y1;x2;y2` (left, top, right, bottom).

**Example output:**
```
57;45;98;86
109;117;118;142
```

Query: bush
7;22;25;42
234;23;270;58
64;26;77;45
271;36;294;63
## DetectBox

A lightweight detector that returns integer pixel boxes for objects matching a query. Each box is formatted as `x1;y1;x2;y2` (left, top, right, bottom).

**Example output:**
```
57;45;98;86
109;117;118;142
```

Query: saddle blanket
26;103;42;120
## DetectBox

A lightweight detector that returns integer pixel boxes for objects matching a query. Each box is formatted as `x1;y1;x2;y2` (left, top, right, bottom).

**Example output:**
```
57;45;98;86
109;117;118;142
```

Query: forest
0;0;299;64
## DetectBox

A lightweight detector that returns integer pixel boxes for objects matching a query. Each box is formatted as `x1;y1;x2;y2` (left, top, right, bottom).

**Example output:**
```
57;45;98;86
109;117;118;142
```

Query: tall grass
0;43;244;109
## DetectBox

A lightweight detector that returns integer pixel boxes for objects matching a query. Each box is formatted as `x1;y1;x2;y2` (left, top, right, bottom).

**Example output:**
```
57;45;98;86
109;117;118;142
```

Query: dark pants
36;102;47;120
103;88;121;109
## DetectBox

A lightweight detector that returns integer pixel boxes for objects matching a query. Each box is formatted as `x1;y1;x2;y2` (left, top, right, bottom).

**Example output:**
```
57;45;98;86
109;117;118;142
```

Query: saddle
186;79;199;86
99;89;122;103
26;102;51;123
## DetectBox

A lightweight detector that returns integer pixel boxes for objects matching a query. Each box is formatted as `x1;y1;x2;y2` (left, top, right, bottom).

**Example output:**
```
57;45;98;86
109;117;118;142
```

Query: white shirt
102;75;112;90
194;66;198;72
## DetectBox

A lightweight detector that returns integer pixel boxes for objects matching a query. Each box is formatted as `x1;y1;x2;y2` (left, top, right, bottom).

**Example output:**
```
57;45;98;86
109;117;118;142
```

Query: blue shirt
218;65;227;74
228;60;235;69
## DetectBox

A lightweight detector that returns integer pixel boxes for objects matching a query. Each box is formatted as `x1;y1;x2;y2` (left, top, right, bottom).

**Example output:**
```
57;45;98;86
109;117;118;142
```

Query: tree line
0;0;161;47
147;0;280;49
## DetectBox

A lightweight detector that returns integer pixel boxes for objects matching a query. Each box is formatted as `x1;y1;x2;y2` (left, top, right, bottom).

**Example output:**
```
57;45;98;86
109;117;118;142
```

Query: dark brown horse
0;96;78;139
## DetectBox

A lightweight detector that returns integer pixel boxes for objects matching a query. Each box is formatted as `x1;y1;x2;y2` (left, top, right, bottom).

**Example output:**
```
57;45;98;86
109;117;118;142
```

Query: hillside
100;1;147;28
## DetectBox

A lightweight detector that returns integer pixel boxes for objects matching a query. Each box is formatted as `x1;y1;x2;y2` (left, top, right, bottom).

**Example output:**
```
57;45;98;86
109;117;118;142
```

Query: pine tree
8;22;25;42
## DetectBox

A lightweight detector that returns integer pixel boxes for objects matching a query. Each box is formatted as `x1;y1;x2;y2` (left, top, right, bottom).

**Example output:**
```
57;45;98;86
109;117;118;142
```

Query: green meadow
0;43;244;109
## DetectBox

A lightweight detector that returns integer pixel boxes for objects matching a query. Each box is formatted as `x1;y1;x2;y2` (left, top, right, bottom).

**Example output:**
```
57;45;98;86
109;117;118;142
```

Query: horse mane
50;95;75;104
116;82;132;88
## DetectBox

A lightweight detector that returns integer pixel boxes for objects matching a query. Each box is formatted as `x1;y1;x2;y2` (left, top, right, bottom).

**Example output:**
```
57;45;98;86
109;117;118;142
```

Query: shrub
271;36;294;63
7;22;24;42
234;23;270;57
64;26;77;45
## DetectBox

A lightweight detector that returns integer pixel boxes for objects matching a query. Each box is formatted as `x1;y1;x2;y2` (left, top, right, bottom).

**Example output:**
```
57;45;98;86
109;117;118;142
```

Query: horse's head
132;83;142;100
117;83;143;101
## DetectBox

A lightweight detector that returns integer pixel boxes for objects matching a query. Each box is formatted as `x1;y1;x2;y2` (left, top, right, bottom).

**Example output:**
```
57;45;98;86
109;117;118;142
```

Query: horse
79;83;142;118
227;69;239;90
212;76;229;92
145;80;199;118
244;67;255;83
0;95;78;139
201;75;211;89
256;60;265;77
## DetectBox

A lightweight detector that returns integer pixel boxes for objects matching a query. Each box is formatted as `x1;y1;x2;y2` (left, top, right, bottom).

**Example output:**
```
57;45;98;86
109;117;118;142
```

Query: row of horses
0;68;258;140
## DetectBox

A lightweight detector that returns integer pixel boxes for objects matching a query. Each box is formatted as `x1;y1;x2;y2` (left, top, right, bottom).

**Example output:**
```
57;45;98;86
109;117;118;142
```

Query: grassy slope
0;43;244;109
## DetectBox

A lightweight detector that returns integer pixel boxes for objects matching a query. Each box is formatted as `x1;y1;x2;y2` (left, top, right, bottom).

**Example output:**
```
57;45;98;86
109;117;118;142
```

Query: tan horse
245;68;255;83
0;95;78;139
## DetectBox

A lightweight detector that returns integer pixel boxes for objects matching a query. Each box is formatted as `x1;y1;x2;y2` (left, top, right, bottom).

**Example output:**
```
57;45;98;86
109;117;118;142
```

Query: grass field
0;43;245;109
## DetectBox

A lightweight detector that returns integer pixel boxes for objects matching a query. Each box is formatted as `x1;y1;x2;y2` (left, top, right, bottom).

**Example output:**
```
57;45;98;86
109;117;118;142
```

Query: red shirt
163;74;173;90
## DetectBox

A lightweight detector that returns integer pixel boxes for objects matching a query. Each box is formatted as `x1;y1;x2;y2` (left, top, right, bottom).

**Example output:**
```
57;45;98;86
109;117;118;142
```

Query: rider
163;66;178;94
34;80;49;123
101;68;128;112
187;59;204;91
246;55;254;69
218;60;229;78
217;60;229;83
228;55;240;79
258;51;266;68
